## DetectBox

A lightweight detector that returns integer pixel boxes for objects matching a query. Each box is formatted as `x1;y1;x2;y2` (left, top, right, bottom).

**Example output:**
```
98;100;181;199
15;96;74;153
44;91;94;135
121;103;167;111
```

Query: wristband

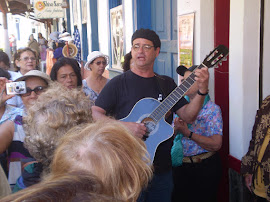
197;90;208;96
188;131;193;139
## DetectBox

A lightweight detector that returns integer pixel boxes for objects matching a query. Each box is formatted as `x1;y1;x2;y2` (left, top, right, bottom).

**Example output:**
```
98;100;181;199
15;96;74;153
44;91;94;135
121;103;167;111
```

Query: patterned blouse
241;95;270;200
82;79;109;102
0;105;23;125
181;100;223;156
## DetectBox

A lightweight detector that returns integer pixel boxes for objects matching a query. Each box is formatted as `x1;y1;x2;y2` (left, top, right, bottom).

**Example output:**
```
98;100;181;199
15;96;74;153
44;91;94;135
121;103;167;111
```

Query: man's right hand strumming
121;122;147;139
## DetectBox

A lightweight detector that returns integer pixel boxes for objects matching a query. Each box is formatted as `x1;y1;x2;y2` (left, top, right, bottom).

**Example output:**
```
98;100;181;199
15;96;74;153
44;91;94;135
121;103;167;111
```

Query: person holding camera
6;48;39;109
0;70;51;188
0;69;23;179
0;69;23;125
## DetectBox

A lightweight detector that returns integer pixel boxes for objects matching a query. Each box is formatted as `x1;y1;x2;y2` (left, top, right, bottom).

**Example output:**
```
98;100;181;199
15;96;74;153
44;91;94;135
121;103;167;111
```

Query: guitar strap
154;74;165;98
154;73;173;124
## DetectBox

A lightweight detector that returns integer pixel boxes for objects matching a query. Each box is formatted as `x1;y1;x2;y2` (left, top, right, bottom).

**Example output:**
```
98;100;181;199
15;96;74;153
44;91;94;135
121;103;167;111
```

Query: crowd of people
6;28;268;202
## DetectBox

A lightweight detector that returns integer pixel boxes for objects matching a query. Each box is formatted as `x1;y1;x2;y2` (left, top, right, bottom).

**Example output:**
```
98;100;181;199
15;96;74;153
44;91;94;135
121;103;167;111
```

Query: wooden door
151;0;178;82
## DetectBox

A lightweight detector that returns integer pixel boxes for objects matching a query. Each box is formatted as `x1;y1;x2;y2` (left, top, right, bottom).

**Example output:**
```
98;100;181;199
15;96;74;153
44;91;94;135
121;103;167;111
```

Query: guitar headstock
202;45;229;68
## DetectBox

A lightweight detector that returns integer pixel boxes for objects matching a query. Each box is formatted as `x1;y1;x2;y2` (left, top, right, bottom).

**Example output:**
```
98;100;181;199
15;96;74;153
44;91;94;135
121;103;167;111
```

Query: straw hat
62;43;78;58
84;51;109;70
15;70;51;84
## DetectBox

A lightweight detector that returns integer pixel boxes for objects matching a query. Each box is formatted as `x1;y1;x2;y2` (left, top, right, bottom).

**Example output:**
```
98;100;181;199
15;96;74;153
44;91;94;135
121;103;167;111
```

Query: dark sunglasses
21;86;46;97
94;61;107;65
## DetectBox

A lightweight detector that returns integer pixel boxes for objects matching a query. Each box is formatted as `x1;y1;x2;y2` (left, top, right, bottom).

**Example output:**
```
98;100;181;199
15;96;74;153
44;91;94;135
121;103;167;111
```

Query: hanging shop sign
178;12;195;67
34;0;64;19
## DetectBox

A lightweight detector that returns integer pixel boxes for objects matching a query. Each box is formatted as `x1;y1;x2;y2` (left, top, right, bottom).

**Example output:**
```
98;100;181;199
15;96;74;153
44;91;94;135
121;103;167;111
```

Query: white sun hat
84;51;109;70
49;31;61;41
15;70;51;84
59;32;73;42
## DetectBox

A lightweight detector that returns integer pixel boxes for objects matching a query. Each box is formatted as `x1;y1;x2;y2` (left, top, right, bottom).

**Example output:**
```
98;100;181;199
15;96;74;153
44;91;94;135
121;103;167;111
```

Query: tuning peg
219;62;222;66
223;57;227;61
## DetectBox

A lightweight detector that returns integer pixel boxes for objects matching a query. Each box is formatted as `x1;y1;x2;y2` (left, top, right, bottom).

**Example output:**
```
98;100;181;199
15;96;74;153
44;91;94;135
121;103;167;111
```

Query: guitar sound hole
141;118;156;141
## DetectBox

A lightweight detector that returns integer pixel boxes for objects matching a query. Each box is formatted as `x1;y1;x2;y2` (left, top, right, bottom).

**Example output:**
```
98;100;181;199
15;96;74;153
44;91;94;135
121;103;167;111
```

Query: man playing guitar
92;28;209;202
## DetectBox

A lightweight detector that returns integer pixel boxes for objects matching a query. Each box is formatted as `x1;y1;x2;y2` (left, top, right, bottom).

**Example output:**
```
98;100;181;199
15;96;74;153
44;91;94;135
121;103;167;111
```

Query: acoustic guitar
121;45;229;162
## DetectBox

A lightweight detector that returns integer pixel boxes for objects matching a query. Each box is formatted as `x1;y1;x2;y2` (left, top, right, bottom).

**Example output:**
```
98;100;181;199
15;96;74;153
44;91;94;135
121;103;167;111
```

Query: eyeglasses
20;57;36;62
132;44;154;52
94;61;107;66
21;86;46;97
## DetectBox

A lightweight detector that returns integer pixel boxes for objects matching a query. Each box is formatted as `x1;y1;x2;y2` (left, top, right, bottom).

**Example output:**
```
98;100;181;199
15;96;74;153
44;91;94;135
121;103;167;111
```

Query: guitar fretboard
149;65;202;122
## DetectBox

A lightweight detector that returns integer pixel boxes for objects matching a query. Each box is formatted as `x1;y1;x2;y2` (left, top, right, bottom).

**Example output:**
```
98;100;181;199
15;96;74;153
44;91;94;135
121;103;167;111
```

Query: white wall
76;0;83;57
229;0;260;160
57;18;64;33
123;0;134;53
86;0;92;53
97;1;134;63
68;0;74;34
0;13;10;56
177;0;215;99
7;14;42;48
263;0;270;99
97;0;110;56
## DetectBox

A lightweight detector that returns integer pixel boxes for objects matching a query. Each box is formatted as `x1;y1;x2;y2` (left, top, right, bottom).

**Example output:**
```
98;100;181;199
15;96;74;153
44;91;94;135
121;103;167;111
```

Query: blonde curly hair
51;120;153;202
23;82;93;175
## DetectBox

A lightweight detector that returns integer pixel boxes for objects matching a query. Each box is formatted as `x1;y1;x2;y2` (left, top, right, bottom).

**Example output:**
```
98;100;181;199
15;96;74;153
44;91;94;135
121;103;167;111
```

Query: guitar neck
149;64;203;122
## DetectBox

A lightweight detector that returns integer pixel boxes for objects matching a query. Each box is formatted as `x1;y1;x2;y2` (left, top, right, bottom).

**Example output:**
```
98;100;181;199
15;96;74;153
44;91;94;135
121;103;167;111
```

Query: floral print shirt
181;100;223;156
82;79;109;102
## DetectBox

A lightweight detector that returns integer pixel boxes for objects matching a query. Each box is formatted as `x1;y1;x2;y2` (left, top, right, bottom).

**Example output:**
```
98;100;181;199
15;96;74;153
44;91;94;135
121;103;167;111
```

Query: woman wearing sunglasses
83;51;110;102
6;47;39;109
0;70;51;189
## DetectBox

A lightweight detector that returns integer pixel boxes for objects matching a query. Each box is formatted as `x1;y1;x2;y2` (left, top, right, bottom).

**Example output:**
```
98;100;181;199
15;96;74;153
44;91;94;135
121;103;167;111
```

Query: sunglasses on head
21;86;46;97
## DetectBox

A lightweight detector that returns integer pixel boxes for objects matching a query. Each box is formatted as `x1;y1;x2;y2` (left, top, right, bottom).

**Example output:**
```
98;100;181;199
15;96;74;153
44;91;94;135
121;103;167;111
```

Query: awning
0;0;54;23
0;0;31;15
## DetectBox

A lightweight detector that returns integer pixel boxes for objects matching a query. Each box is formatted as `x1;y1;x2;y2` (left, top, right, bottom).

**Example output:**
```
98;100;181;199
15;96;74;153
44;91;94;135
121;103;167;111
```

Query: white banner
34;0;65;19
